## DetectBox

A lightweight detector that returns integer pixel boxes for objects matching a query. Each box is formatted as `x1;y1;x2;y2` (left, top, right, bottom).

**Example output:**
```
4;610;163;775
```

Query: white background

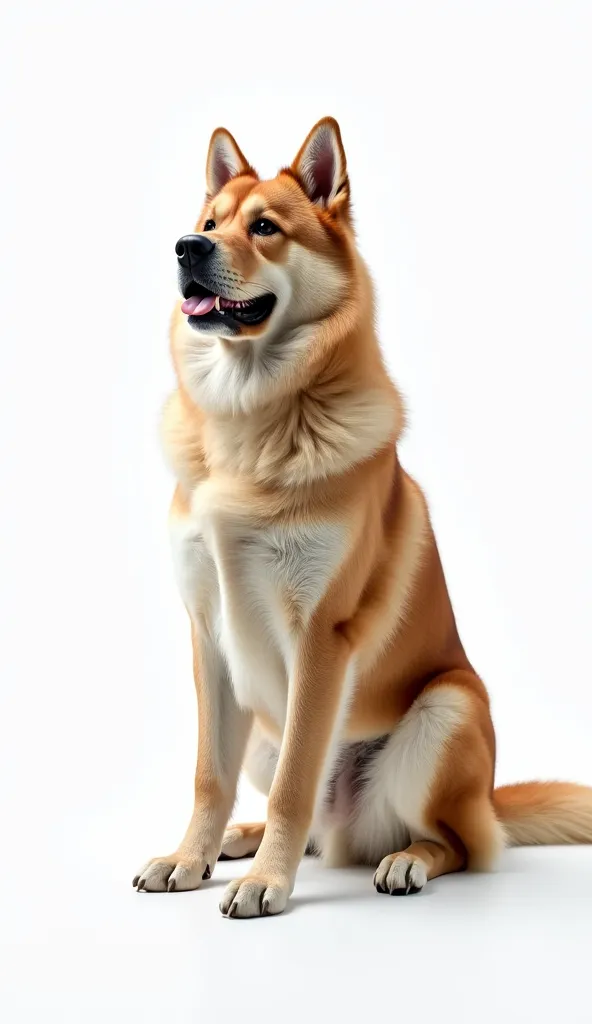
1;1;591;1020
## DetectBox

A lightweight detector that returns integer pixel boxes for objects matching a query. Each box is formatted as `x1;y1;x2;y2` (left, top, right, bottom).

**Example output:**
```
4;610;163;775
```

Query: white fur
178;320;311;416
219;875;290;918
169;514;253;785
169;513;216;626
349;685;470;864
242;723;279;796
283;244;345;323
374;854;428;895
170;499;346;731
176;237;345;416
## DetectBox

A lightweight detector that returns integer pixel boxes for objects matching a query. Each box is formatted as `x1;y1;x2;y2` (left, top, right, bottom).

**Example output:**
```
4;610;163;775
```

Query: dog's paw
219;874;290;918
218;823;265;860
373;853;427;896
133;852;214;893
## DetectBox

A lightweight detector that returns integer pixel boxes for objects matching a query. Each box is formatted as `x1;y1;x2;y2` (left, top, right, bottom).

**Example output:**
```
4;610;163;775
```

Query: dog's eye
250;218;280;237
203;219;216;231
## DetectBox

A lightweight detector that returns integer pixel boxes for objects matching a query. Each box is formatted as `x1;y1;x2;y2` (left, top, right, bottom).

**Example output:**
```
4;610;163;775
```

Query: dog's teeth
214;295;221;311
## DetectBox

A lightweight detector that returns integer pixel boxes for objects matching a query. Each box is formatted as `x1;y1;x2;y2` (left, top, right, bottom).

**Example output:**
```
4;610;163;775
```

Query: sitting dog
133;118;592;916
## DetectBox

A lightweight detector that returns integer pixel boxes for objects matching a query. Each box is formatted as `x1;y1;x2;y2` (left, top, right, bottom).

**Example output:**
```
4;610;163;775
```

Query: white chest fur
170;496;345;728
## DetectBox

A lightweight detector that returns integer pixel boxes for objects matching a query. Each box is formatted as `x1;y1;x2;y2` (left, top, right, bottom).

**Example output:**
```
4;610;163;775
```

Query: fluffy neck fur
166;261;404;492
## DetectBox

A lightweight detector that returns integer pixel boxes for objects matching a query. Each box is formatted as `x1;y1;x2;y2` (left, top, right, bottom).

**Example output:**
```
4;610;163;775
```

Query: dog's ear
206;128;256;197
291;117;349;209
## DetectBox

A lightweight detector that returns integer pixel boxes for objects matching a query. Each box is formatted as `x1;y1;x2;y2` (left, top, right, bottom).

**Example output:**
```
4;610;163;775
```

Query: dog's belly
170;502;346;727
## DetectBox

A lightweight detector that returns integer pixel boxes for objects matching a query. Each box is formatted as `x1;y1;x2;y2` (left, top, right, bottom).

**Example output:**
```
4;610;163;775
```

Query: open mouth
181;281;276;326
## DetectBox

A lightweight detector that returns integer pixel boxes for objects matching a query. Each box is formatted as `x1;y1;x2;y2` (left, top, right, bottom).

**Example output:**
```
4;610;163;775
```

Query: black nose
175;234;215;268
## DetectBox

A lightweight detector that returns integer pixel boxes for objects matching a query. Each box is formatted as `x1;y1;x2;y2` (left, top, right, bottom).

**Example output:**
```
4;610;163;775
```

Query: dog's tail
494;781;592;846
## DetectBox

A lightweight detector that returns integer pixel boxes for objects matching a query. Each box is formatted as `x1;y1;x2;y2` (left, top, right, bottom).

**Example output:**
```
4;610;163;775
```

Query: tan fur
134;118;592;915
495;782;592;846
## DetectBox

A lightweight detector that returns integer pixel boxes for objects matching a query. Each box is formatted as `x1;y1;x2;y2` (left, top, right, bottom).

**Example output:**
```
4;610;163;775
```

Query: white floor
2;838;591;1022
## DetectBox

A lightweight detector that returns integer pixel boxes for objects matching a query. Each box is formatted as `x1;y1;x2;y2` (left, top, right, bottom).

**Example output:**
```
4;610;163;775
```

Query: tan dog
133;118;592;917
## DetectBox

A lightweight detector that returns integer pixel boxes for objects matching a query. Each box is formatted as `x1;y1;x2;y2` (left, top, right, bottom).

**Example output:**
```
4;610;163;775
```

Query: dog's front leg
220;622;352;918
134;623;252;892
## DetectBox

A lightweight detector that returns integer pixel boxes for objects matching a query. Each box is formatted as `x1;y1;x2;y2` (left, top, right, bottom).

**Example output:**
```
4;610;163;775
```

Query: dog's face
172;118;359;413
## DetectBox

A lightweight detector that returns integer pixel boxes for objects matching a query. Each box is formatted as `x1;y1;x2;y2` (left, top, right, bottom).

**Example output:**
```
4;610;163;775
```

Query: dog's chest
170;498;345;725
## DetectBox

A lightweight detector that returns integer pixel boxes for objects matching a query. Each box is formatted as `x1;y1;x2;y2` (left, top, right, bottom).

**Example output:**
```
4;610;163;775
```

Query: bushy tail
494;781;592;846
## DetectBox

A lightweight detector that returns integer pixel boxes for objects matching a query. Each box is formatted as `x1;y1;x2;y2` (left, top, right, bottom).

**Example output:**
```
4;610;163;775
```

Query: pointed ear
291;117;348;207
206;128;256;197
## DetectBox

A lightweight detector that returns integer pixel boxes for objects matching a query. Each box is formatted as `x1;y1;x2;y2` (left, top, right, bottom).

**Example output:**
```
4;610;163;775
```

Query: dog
133;117;592;916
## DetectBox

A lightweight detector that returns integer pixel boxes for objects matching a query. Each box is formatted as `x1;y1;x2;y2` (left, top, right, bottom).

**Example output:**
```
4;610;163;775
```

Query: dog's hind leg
219;822;265;860
350;673;504;895
373;839;463;894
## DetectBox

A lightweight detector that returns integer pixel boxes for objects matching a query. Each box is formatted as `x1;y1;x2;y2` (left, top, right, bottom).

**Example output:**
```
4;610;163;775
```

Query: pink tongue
181;295;217;316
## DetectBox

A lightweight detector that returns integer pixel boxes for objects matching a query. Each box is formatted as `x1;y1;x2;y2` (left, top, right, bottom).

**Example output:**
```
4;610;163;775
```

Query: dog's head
172;118;364;413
